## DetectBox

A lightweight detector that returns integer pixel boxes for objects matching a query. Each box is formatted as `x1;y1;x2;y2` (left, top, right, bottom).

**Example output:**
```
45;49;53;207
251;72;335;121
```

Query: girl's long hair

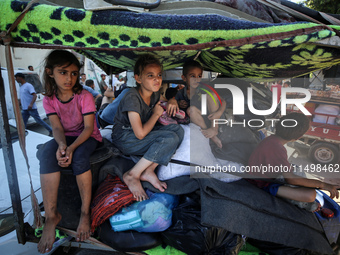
43;50;83;97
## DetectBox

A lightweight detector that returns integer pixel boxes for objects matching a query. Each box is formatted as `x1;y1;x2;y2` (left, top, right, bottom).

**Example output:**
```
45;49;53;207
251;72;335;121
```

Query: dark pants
22;109;52;132
39;136;98;175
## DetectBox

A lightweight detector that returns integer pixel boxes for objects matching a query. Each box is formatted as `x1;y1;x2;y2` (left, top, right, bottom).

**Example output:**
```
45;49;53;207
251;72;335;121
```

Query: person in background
111;73;119;88
283;81;291;88
271;80;282;103
96;76;132;128
247;113;339;211
84;80;98;97
114;76;128;98
98;74;108;95
28;65;34;71
97;87;130;128
79;73;86;86
84;79;102;111
86;79;95;90
37;50;102;253
97;75;179;129
14;73;52;136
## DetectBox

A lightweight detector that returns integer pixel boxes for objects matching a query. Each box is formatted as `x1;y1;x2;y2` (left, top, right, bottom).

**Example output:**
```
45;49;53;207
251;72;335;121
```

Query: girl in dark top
111;54;184;201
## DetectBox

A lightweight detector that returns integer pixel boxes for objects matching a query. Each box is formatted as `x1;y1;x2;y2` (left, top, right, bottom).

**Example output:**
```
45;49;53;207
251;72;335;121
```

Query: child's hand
63;147;74;167
56;144;67;161
166;98;179;117
178;100;188;110
324;183;340;199
57;147;74;168
153;102;164;117
57;144;69;167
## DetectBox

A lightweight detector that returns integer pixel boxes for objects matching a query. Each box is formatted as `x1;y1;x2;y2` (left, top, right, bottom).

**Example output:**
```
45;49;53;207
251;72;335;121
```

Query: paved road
26;117;52;136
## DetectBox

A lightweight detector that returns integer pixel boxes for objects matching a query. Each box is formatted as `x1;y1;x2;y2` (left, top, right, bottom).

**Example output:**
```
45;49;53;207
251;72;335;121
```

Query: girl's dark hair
275;112;310;140
182;60;203;76
43;50;83;97
134;54;162;86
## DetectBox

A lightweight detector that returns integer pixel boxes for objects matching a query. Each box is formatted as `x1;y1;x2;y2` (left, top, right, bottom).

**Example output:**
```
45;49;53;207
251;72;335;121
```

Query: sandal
158;111;178;125
175;110;186;119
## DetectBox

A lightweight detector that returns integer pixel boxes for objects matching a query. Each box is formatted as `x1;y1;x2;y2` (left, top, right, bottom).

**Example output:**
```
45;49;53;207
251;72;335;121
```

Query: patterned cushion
90;174;135;232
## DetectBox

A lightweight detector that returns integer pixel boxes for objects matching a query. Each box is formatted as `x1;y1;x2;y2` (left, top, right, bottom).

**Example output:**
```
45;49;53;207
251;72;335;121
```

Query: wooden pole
0;34;26;244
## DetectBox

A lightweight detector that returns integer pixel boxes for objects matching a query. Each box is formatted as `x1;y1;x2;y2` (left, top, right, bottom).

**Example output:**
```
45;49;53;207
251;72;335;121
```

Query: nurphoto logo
199;79;312;128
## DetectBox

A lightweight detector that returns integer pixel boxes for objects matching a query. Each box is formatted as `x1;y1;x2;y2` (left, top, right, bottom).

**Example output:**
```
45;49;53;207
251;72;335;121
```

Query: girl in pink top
38;50;102;253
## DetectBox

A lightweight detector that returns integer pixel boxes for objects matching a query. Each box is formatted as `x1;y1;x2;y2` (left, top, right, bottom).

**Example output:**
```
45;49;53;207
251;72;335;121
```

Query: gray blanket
99;156;333;254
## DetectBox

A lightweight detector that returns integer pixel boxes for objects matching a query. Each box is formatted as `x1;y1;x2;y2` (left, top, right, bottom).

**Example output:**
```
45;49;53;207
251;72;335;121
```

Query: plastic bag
161;194;244;255
315;190;340;245
98;219;162;252
247;238;312;255
110;190;179;232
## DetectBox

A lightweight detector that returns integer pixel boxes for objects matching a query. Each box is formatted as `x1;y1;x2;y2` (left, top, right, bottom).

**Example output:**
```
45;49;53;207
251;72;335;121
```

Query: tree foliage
303;0;340;14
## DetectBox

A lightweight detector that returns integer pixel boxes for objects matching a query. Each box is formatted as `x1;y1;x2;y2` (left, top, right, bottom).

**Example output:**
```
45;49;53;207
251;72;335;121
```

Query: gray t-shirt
114;87;160;129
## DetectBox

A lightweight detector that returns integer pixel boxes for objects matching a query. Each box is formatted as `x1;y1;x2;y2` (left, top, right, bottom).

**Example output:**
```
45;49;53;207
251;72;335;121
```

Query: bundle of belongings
92;157;340;255
37;120;340;255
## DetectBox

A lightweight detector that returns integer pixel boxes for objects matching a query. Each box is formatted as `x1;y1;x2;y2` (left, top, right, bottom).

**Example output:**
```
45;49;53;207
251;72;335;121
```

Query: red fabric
247;135;292;188
90;174;136;232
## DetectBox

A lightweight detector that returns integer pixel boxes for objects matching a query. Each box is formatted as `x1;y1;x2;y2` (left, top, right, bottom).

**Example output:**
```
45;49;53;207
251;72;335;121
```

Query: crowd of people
15;50;338;253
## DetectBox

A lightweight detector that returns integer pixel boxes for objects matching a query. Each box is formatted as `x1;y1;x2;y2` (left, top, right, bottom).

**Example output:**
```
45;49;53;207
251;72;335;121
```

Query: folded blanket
157;123;242;183
199;178;333;254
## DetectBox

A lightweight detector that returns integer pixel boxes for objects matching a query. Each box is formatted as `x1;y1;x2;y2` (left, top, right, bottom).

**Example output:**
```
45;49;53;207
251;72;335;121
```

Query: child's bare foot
76;212;91;242
123;171;147;201
37;212;62;253
211;136;222;148
141;169;167;192
201;127;218;139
